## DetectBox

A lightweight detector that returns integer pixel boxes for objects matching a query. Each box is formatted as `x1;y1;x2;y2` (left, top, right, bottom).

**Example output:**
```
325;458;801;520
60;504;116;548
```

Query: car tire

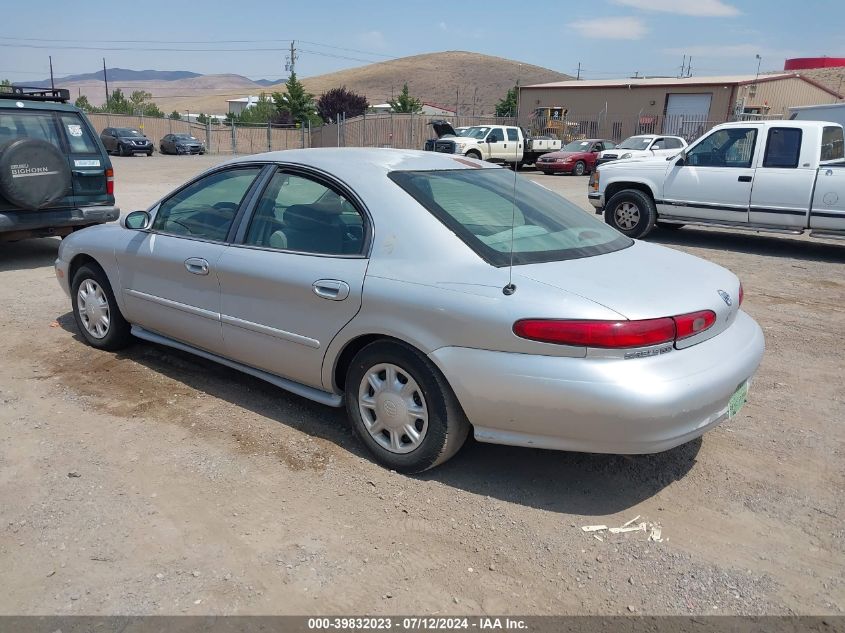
345;340;470;473
573;160;586;176
605;189;657;239
465;150;481;160
146;151;152;157
71;263;133;351
657;222;685;230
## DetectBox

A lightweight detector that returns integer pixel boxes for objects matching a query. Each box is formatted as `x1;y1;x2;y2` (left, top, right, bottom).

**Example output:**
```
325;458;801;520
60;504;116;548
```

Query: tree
74;95;95;112
169;110;182;120
388;83;422;114
495;86;519;117
196;113;209;124
272;72;317;125
317;86;369;123
0;79;11;94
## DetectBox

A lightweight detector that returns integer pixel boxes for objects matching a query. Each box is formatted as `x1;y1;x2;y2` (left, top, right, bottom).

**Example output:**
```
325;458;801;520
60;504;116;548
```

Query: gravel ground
0;153;843;616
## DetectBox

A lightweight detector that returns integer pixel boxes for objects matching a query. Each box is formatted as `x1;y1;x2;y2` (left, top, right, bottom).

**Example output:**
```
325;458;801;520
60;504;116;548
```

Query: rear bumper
429;311;764;455
0;205;120;236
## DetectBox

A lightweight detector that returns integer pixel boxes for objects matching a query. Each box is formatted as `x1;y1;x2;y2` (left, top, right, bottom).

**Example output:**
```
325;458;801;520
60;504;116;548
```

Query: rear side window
389;169;632;266
507;128;519;142
0;111;61;147
664;138;684;149
763;127;802;168
59;114;99;153
821;126;844;162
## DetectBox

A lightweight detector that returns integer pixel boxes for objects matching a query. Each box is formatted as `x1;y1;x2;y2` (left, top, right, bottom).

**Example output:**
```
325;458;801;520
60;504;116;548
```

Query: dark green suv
0;87;117;241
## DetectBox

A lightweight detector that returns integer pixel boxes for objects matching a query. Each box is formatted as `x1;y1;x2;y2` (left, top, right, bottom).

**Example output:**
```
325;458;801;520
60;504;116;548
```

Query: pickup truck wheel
573;161;586;176
465;150;481;160
605;189;657;239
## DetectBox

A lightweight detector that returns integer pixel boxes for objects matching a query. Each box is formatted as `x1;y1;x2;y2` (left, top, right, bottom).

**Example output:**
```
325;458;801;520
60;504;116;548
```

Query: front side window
686;128;757;168
487;128;504;143
60;114;99;153
153;167;262;241
389;169;632;266
763;127;802;168
0;111;61;147
243;170;365;255
821;125;844;162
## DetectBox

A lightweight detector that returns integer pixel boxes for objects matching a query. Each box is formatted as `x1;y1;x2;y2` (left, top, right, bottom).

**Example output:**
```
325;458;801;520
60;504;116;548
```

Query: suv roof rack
0;86;71;103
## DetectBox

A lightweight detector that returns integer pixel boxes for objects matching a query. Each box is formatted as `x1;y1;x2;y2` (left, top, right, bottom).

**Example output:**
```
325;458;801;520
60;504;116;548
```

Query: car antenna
502;80;520;297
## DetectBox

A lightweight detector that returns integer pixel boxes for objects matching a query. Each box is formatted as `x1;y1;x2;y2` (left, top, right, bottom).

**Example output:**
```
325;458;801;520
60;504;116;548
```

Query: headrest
284;204;342;229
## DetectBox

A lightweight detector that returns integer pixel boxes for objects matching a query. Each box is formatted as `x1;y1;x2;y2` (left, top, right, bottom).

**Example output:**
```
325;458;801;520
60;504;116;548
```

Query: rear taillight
673;310;716;341
513;318;675;348
738;282;744;306
514;309;718;349
105;168;114;195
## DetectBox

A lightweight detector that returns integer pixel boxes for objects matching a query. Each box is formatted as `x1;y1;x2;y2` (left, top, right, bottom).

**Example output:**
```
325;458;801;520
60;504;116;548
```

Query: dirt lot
1;154;843;616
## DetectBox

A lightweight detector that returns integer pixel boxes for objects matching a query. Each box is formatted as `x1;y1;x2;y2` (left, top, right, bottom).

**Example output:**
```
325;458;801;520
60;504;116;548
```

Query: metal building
518;73;842;142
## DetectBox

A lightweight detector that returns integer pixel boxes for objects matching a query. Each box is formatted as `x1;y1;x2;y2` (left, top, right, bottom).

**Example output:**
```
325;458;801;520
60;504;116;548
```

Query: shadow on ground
0;237;60;272
647;227;845;263
56;312;699;517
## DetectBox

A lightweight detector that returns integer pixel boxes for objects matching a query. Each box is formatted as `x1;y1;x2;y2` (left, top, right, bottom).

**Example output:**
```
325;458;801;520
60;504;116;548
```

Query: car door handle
738;175;752;182
312;279;350;301
184;257;209;275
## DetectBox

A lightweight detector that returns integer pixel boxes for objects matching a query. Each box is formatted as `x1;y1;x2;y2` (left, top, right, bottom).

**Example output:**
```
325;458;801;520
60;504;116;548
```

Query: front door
484;127;508;162
216;169;369;389
116;165;264;353
659;126;759;223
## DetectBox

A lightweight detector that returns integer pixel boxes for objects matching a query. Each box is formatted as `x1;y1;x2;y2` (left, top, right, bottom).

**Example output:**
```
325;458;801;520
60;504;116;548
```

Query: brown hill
56;51;571;117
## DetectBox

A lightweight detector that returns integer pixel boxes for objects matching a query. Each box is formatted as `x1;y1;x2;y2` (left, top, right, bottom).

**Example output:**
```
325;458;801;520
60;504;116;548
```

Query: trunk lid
513;241;742;348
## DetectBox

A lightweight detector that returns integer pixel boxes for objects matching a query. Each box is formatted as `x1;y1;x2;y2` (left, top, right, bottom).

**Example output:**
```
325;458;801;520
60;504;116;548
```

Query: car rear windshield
389;168;632;266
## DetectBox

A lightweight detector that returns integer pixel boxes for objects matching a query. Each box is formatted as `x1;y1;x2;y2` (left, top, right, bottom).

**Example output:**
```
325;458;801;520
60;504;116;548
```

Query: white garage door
663;93;713;137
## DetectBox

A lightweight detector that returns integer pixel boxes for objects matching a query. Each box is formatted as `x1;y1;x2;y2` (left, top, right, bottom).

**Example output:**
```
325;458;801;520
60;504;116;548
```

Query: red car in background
535;138;616;176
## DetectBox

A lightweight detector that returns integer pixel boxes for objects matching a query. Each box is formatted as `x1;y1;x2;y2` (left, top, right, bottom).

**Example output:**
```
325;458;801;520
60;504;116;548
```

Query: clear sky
2;0;841;82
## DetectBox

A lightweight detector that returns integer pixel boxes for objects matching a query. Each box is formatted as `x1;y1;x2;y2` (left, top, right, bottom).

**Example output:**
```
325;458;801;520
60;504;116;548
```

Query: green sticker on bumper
729;382;749;419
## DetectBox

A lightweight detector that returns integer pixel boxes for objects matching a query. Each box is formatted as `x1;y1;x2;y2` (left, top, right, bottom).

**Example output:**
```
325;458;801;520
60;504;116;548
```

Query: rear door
56;112;112;209
810;125;845;232
749;126;815;228
0;109;73;213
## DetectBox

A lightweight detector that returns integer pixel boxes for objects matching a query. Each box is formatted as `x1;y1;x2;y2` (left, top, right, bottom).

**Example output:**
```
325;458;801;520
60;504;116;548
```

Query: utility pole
576;62;581;80
687;56;693;77
456;87;459;117
285;41;297;76
680;55;686;78
49;56;55;91
102;58;110;109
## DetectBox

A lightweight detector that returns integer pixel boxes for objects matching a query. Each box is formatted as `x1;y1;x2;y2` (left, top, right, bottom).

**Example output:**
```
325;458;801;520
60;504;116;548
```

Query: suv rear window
389;169;632;266
59;113;99;153
0;111;61;147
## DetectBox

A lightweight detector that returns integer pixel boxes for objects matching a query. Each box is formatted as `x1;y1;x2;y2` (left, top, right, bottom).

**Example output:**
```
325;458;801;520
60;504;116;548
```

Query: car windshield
175;135;198;141
462;126;492;139
115;128;142;137
389;169;632;266
562;140;592;151
616;137;652;150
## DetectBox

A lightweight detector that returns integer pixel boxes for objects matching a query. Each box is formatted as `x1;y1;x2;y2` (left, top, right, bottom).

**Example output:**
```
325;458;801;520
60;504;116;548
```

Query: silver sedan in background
55;149;764;472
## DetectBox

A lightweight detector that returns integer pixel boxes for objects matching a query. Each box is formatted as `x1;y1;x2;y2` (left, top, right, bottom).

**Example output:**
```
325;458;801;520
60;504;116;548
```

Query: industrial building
519;73;842;141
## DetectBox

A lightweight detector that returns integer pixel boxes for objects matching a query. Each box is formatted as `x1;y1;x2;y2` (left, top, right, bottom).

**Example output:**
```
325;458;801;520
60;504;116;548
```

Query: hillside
38;52;571;116
27;68;201;88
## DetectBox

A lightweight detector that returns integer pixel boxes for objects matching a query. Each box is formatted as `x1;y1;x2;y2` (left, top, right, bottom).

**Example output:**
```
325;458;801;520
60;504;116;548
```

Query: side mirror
122;210;151;230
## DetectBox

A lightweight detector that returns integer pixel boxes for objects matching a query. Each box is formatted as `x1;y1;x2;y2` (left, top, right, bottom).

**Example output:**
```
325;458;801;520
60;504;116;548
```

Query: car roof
0;98;81;113
226;147;501;178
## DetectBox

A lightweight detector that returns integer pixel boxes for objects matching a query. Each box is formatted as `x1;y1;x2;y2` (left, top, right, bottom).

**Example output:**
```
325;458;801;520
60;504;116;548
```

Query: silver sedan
55;149;765;472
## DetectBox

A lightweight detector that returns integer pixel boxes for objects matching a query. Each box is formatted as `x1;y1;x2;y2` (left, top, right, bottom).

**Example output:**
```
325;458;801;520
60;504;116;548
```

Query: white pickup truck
589;120;845;241
426;121;561;167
